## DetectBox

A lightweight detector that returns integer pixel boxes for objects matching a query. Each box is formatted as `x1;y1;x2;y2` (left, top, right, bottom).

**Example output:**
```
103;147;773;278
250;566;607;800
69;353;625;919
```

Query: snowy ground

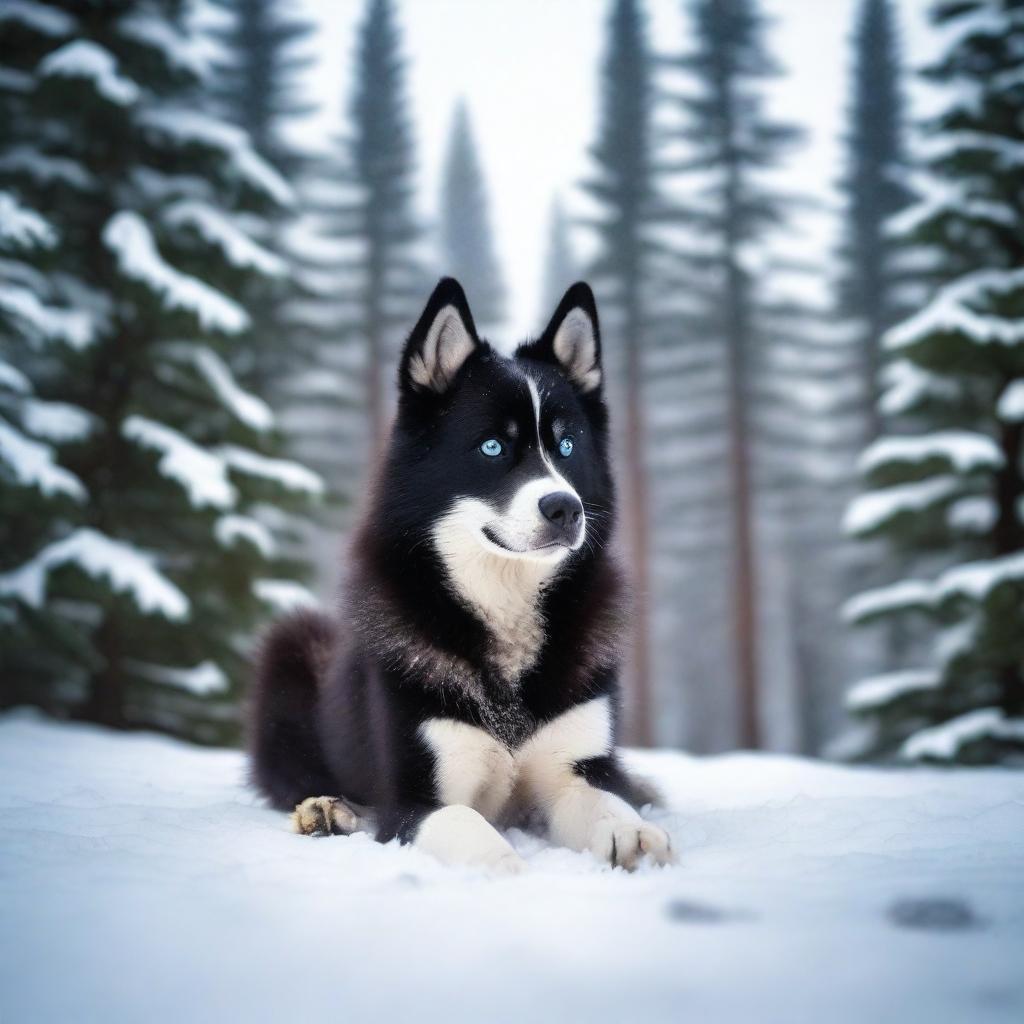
1;712;1022;1024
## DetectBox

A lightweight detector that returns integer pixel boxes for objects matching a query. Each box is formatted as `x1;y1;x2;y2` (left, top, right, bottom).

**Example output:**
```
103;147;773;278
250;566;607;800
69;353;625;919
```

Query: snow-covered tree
838;0;914;440
438;101;505;332
842;0;1024;764
581;0;665;744
0;1;321;742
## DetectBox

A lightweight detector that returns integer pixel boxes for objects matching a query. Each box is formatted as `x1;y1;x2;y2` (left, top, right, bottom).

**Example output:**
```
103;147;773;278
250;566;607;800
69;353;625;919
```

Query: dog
248;277;673;872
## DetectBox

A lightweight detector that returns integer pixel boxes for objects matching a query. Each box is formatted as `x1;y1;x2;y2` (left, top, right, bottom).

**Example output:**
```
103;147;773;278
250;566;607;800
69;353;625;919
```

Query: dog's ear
400;278;480;395
519;282;602;394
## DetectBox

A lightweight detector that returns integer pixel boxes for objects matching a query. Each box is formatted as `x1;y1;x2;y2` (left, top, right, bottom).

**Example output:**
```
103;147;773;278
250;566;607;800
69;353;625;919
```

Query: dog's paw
591;819;676;870
291;796;362;837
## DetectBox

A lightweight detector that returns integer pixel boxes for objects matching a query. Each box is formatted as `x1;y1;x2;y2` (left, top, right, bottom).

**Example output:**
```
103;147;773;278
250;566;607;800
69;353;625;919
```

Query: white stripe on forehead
523;372;576;493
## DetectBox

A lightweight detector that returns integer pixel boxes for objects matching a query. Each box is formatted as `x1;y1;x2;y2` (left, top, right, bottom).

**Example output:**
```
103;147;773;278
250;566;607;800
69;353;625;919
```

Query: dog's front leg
546;778;674;870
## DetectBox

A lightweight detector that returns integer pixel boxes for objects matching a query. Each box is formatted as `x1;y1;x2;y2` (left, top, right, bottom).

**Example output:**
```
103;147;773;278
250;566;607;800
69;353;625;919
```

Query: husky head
379;277;613;589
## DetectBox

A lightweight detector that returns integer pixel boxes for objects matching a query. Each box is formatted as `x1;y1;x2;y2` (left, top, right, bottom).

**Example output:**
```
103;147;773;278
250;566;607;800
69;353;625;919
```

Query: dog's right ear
399;278;480;396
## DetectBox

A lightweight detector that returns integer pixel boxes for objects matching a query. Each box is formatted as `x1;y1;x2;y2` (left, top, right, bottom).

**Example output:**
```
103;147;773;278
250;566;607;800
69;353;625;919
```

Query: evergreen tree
439;101;505;331
0;1;321;742
321;0;422;451
539;196;580;322
581;0;664;744
838;0;913;440
662;0;803;749
842;0;1024;763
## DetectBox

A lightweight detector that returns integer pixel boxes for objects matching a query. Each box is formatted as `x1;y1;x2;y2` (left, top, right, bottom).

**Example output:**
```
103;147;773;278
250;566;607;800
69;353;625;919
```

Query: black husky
249;278;673;872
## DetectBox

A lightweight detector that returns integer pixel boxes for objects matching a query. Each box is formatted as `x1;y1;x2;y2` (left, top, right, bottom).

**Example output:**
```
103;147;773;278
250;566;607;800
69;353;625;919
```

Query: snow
0;190;56;249
846;670;941;712
215;514;275;558
997;380;1024;422
0;284;94;348
163;200;287;278
878;360;959;417
841;579;932;624
902;708;1024;762
0;418;84;498
0;1;75;37
138;109;294;207
254;578;318;611
843;476;959;537
20;398;94;442
104;211;249;334
130;660;228;697
0;146;96;190
220;444;324;496
185;346;274;432
858;431;1003;477
935;551;1024;604
117;13;207;78
1;713;1022;1023
885;268;1024;352
123;415;236;510
40;40;140;107
0;528;188;619
0;359;30;393
947;495;997;533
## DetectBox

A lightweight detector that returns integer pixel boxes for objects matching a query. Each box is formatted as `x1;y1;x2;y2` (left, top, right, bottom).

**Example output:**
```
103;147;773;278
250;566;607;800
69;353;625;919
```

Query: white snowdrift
0;714;1021;1024
103;211;248;334
0;528;187;619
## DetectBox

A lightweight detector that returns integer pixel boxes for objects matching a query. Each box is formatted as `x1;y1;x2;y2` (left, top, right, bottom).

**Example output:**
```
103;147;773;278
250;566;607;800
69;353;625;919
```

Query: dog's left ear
518;282;602;394
400;277;480;395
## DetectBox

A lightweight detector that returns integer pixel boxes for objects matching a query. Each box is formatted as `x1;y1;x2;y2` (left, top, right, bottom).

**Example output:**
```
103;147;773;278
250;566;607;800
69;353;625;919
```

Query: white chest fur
419;697;614;822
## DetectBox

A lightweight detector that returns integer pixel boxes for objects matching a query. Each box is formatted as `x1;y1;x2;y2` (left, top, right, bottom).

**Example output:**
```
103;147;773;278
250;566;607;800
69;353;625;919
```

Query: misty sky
293;0;937;343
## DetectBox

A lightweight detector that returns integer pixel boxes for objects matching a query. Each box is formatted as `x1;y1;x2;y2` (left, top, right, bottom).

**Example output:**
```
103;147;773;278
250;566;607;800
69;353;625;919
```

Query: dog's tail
247;609;339;811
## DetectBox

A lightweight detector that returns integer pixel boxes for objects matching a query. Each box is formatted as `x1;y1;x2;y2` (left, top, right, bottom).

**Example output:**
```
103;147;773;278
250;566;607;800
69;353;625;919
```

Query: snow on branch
0;2;75;37
0;418;85;499
193;348;274;432
138;109;294;207
129;660;227;696
858;431;1003;477
254;578;317;612
214;514;275;558
878;361;959;417
0;285;94;348
40;40;139;106
123;415;236;510
163;201;287;278
0;359;30;394
885;268;1024;352
846;670;941;712
118;13;207;78
997;380;1024;422
901;708;1024;762
219;445;324;497
842;580;933;624
0;191;56;250
0;527;188;620
103;211;248;334
20;398;95;442
935;551;1024;604
843;477;959;537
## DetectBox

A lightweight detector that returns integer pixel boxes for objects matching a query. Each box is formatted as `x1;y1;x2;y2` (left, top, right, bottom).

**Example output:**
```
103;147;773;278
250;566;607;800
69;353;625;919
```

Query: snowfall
0;713;1022;1024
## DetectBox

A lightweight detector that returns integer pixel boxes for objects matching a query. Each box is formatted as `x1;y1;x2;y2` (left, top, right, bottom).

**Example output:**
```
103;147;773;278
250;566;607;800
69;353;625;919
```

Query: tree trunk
84;615;127;728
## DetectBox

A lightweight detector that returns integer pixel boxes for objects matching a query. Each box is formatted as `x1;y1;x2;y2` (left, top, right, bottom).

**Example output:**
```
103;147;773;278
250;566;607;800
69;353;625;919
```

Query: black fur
248;277;641;846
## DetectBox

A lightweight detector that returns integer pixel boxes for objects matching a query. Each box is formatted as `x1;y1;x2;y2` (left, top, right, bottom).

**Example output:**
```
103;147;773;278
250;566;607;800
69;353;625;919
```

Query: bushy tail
247;609;339;810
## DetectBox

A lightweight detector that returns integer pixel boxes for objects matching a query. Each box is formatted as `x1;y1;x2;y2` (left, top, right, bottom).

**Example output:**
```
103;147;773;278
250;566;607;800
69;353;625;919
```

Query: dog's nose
538;492;584;533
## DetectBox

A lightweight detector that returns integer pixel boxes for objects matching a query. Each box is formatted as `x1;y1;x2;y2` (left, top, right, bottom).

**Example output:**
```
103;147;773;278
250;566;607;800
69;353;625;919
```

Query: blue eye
480;438;503;457
559;437;574;458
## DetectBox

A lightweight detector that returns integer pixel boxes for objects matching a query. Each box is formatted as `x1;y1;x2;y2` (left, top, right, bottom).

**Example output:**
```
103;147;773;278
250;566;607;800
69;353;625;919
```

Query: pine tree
539;196;580;322
842;0;1024;763
333;0;423;451
839;0;913;440
0;1;321;742
662;0;803;749
439;101;505;331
